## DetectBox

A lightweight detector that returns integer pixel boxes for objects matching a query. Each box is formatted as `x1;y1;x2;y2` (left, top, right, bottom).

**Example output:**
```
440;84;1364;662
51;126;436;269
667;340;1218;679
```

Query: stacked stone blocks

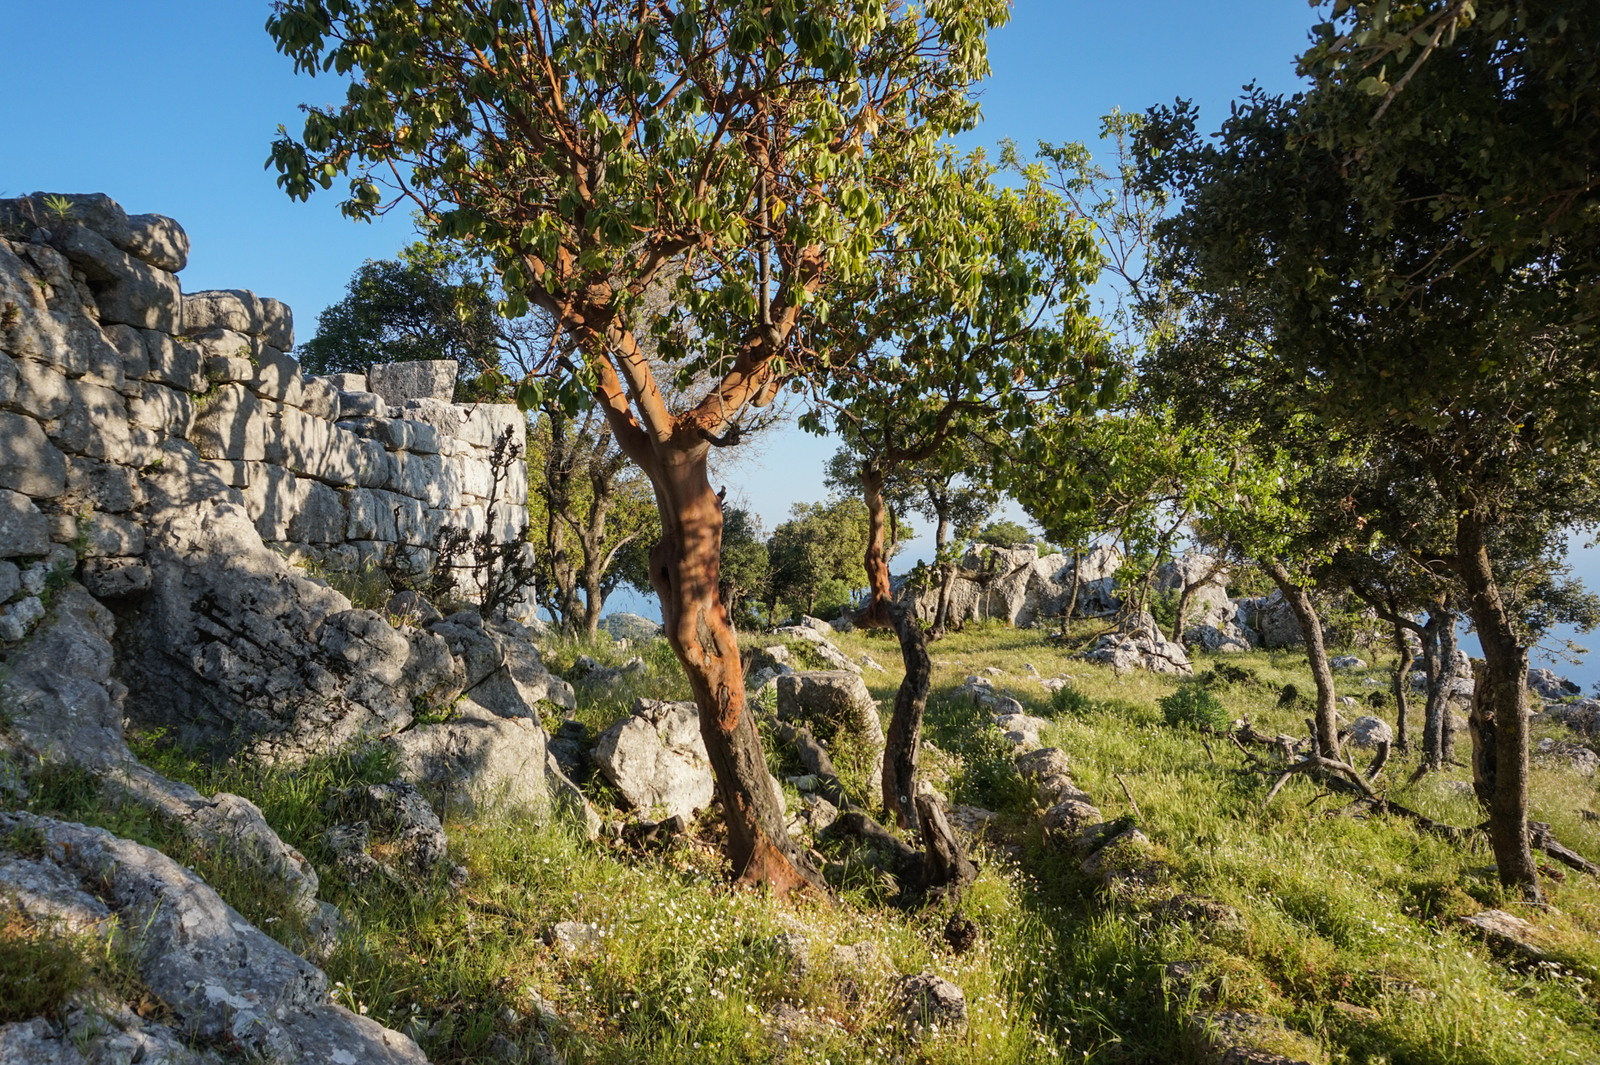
0;192;528;634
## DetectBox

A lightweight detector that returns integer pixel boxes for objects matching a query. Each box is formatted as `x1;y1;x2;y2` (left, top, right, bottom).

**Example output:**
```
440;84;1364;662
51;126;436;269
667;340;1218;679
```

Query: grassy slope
10;622;1600;1064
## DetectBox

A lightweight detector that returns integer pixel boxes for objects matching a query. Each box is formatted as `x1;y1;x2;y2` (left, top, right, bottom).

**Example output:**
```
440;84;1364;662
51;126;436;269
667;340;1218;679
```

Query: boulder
772;623;862;673
774;671;885;756
1330;656;1367;671
1079;612;1193;675
125;213;189;272
894;973;968;1041
1534;738;1600;777
1528;667;1580;701
0;812;428;1064
1042;798;1103;837
387;699;564;818
1015;747;1091;804
1347;715;1394;749
1235;590;1303;649
592;699;715;821
1462;909;1548;961
599;611;662;642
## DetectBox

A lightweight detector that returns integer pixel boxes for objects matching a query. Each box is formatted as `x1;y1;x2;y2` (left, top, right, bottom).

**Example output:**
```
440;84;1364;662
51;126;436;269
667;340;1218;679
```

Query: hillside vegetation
16;623;1597;1065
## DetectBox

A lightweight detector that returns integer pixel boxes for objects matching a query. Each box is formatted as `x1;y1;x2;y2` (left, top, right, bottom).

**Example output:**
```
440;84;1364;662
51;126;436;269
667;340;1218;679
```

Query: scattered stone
1015;747;1091;803
592;699;714;821
894;973;968;1041
947;805;998;841
545;920;603;959
859;653;886;672
943;913;979;955
1534;738;1600;776
1462;909;1548;960
771;623;862;673
1330;656;1367;671
1042;799;1104;837
1148;895;1244;931
1346;715;1394;749
1185;1011;1317;1065
1163;961;1217;1005
322;779;465;887
994;710;1052;749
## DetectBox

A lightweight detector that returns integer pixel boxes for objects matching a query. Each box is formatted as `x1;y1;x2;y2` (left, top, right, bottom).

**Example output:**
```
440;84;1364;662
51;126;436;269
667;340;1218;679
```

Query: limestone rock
54;223;181;332
125;213;189;272
0;812;428;1064
771;623;862;673
0;488;50;557
894;973;967;1041
322;779;465;886
1330;656;1367;671
183;289;265;336
1528;667;1580;700
1079;612;1192;675
1042;798;1103;837
599;611;662;642
0;411;68;498
1185;1011;1317;1065
1235;591;1303;650
592;699;714;821
80;556;152;597
387;699;555;817
1534;738;1599;777
368;361;458;406
1346;716;1393;749
775;671;884;757
1462;909;1548;960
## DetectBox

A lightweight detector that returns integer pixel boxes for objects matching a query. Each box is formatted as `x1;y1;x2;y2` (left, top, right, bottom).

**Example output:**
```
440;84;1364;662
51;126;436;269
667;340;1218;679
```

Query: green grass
7;620;1600;1063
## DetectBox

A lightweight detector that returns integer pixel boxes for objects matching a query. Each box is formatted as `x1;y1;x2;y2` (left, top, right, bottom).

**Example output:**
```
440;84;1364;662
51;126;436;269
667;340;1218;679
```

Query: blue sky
4;2;1595;683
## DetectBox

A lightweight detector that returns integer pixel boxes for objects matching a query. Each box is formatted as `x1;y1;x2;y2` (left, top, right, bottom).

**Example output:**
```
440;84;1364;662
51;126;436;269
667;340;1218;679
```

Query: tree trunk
859;465;894;628
1437;608;1460;764
1171;581;1197;644
1456;511;1539;899
647;448;822;895
881;600;932;831
1263;561;1341;760
1391;622;1414;751
1420;605;1456;770
1065;547;1082;634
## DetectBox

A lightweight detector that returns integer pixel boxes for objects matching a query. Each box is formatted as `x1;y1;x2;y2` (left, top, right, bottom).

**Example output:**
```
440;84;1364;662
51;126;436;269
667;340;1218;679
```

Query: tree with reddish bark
267;0;1009;894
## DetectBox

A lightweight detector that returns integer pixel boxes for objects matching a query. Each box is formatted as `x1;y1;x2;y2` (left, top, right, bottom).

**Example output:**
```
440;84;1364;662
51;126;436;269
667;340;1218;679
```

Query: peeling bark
647;447;823;896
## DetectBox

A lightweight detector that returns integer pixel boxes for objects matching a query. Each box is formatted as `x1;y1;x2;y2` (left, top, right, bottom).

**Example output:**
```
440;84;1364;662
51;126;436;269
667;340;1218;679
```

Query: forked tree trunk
1262;561;1341;760
1457;511;1539;899
647;447;822;895
1391;622;1414;751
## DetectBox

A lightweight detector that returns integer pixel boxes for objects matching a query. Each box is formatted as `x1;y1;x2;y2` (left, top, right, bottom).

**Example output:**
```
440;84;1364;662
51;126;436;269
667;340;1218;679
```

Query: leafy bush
1159;683;1230;733
1051;685;1094;717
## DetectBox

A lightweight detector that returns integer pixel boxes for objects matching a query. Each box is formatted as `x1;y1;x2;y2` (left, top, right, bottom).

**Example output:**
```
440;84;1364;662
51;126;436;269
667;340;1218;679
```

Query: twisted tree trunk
1420;604;1457;770
1263;561;1341;760
1457;511;1539;900
646;447;822;895
1391;621;1414;751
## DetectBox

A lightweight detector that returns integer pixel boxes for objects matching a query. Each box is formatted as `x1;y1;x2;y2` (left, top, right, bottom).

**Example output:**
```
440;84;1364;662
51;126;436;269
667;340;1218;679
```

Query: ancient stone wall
0;191;529;624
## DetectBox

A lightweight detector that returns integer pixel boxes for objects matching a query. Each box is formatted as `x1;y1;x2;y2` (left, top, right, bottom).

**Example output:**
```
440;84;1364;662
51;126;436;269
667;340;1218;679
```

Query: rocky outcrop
1079;612;1193;675
0;811;428;1064
598;611;662;643
896;543;1123;629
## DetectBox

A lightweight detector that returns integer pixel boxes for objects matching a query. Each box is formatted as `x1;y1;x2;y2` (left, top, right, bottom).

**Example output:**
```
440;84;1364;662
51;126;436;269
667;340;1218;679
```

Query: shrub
1051;685;1094;717
1159;684;1231;733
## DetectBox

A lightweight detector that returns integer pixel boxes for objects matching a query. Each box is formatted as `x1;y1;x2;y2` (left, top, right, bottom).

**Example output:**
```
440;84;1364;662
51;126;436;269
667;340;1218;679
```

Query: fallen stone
545;920;603;958
592;699;714;821
775;670;885;758
1347;715;1394;749
322;779;465;887
1534;738;1600;776
1041;798;1104;837
1079;612;1193;676
894;973;968;1041
0;812;428;1064
1185;1011;1317;1065
1462;909;1548;960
